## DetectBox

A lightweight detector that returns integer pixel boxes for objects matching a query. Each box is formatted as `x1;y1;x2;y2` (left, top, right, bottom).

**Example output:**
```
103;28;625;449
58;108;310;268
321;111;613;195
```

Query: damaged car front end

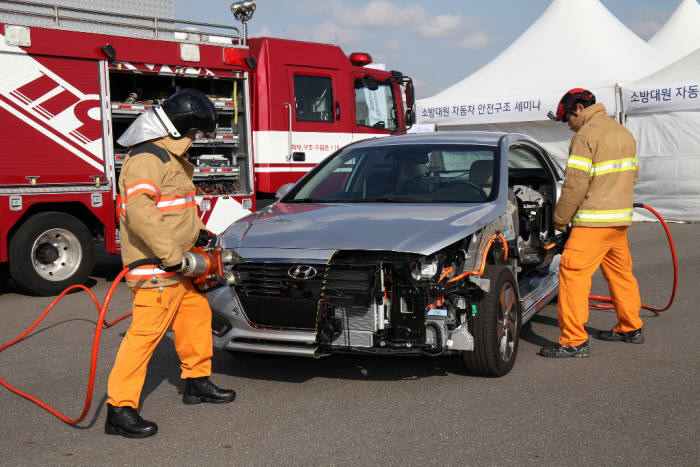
207;132;564;376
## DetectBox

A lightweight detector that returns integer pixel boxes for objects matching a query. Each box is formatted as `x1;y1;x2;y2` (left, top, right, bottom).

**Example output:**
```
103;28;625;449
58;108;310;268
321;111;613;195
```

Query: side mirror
275;183;295;200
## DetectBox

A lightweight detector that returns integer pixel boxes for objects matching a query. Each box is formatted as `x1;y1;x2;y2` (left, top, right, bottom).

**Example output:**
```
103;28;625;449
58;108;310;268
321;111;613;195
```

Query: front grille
234;263;325;329
235;263;289;297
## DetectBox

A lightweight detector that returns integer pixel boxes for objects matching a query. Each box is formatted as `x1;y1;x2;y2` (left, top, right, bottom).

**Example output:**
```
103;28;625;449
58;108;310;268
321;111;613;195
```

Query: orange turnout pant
107;279;213;408
558;226;642;347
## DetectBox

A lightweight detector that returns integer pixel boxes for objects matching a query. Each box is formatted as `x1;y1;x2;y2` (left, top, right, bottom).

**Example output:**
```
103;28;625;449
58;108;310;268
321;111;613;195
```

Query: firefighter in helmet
540;89;644;358
105;89;235;438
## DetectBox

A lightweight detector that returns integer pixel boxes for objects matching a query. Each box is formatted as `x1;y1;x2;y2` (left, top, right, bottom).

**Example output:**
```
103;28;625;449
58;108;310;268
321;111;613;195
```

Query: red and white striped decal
0;32;103;170
253;162;317;173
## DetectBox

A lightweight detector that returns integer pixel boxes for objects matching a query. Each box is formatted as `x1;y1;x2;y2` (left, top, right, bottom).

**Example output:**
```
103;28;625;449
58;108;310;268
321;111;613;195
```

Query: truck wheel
8;212;95;296
463;265;521;377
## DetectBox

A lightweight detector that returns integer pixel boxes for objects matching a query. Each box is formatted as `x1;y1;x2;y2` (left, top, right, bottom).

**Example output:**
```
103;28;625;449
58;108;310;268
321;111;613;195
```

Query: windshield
287;144;498;203
355;81;398;130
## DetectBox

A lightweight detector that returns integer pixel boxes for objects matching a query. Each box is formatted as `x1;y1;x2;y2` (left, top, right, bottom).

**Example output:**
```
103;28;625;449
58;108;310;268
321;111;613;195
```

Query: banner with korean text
622;82;700;114
417;87;616;126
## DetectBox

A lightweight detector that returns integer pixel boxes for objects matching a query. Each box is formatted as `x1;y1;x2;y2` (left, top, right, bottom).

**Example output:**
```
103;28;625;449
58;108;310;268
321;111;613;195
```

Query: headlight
411;256;439;281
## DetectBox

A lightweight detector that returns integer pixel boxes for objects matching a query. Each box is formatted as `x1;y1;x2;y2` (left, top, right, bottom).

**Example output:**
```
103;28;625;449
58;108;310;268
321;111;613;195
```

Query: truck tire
8;212;95;296
463;265;521;377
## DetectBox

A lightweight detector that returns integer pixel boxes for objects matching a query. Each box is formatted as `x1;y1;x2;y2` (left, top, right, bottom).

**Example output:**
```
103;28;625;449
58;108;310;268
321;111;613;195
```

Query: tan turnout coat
554;103;639;229
117;136;206;288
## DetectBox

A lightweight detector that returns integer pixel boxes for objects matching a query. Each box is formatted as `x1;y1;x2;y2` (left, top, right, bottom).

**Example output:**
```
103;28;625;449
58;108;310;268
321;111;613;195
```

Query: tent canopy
620;47;700;222
648;0;700;64
417;0;666;126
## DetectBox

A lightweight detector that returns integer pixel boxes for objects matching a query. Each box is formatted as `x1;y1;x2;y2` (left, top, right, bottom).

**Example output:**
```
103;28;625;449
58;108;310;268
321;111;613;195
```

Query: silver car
207;132;565;376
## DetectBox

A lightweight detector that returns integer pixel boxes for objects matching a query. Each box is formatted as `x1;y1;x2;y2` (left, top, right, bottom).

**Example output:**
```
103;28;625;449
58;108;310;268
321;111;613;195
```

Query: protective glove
195;229;215;247
162;261;183;272
554;223;569;233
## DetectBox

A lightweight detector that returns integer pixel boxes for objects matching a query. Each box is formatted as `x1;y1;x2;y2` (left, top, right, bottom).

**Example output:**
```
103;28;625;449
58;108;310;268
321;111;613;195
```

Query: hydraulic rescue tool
181;246;241;292
0;244;242;425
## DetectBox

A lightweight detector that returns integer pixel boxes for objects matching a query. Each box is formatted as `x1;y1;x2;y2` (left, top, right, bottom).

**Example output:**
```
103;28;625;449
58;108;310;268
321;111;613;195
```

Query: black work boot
183;376;236;405
539;340;591;358
598;328;644;344
105;404;158;438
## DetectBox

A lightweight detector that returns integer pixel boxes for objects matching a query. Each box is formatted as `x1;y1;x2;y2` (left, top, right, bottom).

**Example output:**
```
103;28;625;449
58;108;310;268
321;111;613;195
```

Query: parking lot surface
1;222;699;465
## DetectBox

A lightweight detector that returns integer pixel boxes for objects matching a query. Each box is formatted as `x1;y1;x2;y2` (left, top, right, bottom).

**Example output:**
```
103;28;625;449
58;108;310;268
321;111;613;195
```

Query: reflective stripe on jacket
554;103;638;228
118;137;206;288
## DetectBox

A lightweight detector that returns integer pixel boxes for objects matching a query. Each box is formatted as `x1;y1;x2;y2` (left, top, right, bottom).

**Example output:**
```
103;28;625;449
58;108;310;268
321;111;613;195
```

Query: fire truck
0;0;414;296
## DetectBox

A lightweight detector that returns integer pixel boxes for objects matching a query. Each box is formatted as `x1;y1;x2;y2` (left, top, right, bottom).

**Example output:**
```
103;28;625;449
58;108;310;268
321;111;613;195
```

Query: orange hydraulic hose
446;233;508;283
589;203;678;312
0;266;134;424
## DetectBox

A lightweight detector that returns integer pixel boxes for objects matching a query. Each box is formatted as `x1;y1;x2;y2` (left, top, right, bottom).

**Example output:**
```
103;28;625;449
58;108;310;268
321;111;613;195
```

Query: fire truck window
355;81;398;130
293;75;334;123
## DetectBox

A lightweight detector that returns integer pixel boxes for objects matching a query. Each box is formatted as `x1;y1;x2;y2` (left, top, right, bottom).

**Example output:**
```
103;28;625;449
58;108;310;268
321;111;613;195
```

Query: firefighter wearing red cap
105;89;235;439
540;89;644;358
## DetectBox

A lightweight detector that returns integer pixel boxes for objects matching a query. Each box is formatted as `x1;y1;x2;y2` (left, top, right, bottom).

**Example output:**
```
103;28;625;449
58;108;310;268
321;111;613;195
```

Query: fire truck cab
0;1;414;296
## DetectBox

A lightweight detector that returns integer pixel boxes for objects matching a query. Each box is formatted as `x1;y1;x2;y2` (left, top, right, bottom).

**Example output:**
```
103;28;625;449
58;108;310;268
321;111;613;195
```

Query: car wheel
8;212;95;296
463;265;521;377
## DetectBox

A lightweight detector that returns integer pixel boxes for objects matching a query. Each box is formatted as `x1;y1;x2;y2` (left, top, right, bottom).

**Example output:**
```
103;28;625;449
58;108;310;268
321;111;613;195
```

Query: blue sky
175;0;679;99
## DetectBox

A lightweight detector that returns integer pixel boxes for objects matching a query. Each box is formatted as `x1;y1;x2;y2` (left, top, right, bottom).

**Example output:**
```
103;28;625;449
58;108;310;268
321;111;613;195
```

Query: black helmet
157;89;217;138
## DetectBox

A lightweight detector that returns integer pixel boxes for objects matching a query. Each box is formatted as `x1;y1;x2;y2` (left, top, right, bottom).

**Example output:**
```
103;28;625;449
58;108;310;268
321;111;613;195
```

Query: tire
463;265;521;377
8;212;95;296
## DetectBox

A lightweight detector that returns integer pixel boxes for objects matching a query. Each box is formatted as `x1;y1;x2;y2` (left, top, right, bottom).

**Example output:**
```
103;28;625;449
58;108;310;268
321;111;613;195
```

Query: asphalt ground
0;222;698;466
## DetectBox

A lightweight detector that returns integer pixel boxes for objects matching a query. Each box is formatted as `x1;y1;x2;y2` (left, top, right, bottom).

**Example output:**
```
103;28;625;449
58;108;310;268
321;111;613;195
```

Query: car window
508;147;544;169
288;144;498;203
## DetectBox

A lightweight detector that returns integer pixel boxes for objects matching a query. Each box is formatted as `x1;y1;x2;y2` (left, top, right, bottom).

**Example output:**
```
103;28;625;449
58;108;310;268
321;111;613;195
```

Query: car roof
350;131;527;149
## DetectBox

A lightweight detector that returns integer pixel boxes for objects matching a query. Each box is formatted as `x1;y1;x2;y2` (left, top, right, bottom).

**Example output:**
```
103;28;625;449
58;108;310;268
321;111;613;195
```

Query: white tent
621;49;700;221
417;0;666;162
649;0;700;64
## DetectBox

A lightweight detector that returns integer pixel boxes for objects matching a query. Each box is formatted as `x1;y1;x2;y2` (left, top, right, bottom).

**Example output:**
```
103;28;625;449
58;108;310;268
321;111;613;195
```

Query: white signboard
417;88;616;125
622;82;700;114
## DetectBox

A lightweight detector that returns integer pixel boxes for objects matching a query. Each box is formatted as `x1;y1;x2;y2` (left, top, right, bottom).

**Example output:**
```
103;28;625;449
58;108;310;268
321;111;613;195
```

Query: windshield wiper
288;198;321;203
355;197;428;203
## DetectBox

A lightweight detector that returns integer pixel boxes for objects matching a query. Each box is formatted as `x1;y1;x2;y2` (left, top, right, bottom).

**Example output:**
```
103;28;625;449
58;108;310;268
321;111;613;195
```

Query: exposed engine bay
229;242;485;355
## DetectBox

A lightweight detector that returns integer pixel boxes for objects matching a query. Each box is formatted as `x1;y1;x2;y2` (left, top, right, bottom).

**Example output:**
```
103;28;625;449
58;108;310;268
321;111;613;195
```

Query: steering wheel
448;181;488;200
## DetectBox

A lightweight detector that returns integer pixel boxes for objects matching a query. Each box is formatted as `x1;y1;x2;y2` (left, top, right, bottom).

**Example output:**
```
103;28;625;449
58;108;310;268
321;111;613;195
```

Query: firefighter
540;89;643;358
105;89;235;438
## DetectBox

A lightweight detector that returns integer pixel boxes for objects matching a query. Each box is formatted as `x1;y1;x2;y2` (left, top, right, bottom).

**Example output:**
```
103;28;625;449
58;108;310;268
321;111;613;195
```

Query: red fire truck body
0;4;413;295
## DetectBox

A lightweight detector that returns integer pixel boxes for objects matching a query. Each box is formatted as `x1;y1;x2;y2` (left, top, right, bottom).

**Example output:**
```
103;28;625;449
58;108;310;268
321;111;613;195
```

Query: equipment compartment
109;69;252;196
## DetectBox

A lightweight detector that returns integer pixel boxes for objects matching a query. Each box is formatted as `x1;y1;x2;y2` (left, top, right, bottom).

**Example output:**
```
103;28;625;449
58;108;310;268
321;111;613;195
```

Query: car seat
469;159;494;195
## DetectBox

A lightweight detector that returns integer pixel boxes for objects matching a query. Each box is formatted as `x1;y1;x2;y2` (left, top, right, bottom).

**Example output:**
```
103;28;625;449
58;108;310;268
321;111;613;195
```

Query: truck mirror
361;74;378;91
406;106;416;126
405;80;415;107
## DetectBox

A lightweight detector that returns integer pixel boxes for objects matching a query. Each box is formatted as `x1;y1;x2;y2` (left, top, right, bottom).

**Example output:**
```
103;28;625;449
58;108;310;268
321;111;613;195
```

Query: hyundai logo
287;265;318;280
